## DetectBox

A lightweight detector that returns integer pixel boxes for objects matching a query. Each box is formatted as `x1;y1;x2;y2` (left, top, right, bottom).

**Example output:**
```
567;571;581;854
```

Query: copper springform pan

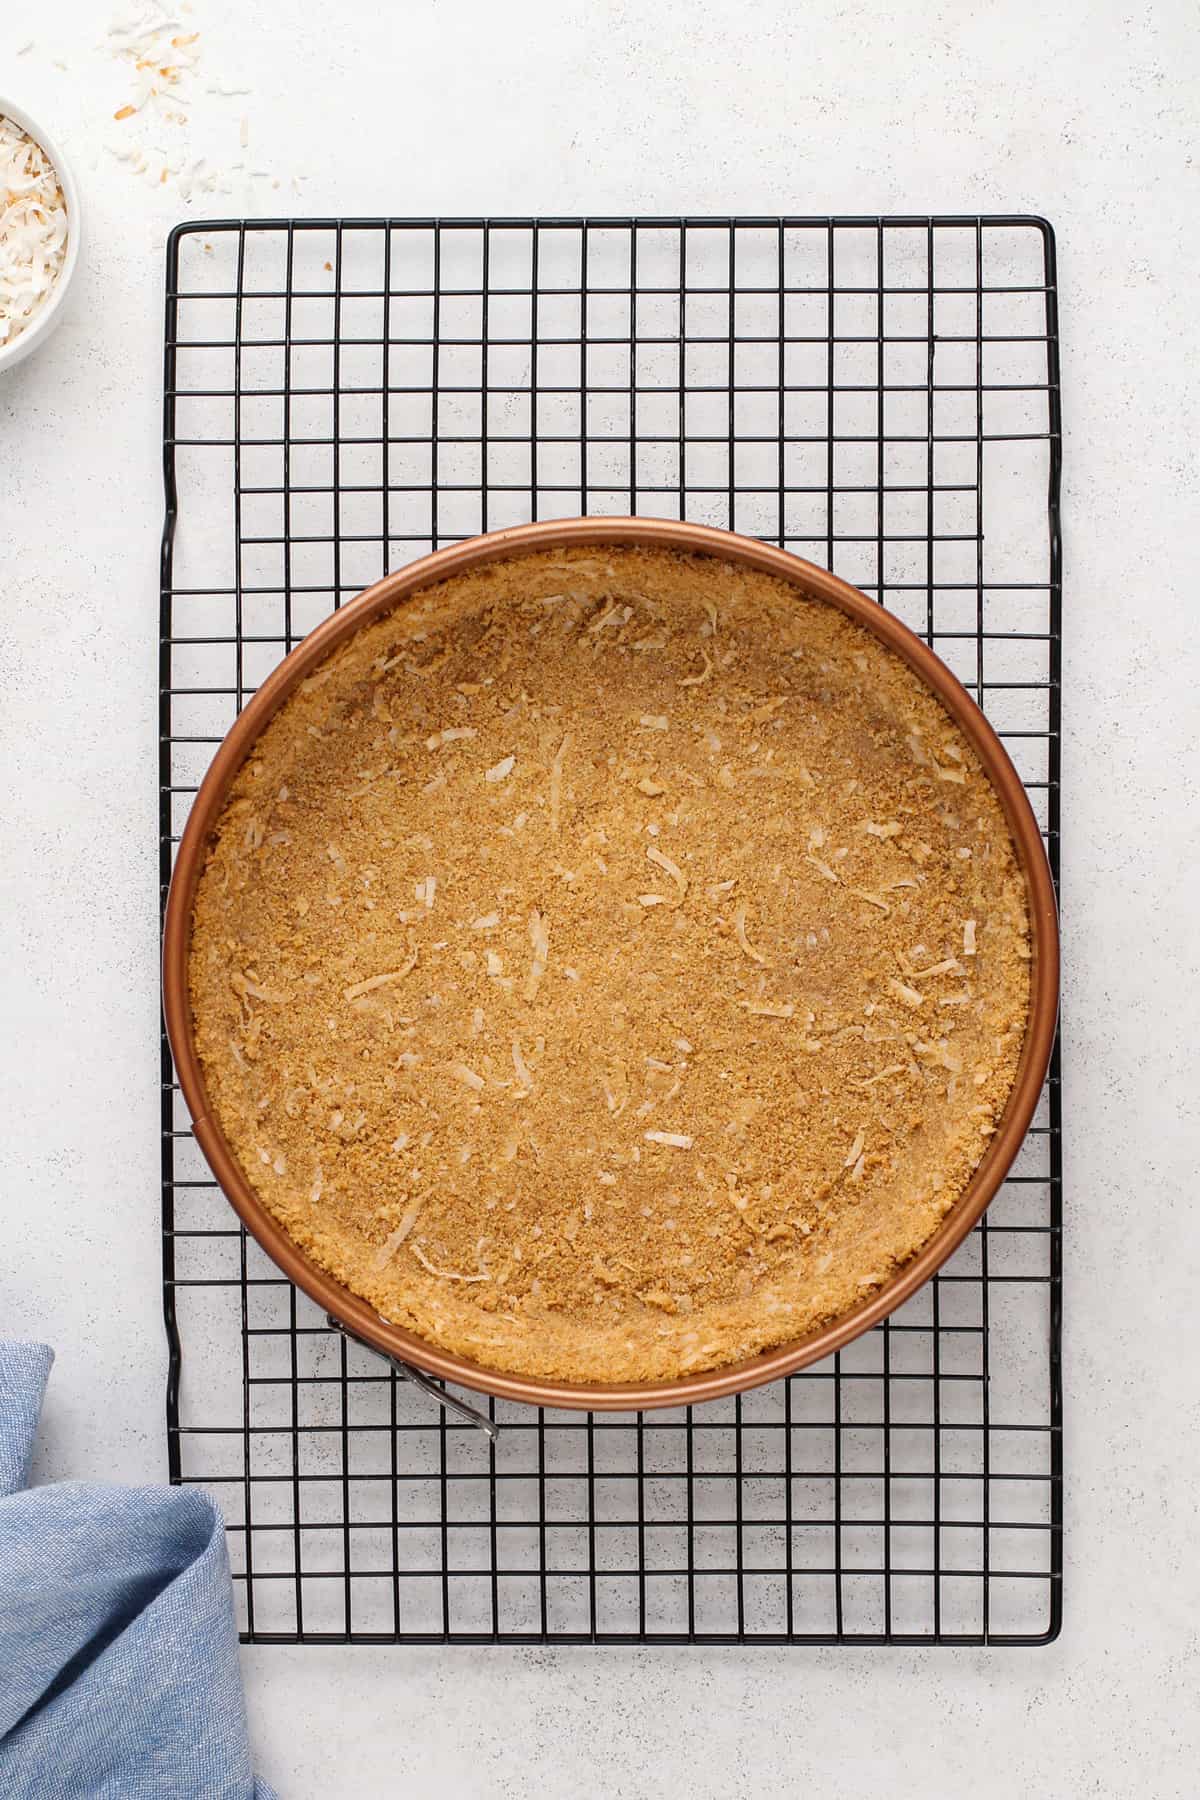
163;518;1059;1414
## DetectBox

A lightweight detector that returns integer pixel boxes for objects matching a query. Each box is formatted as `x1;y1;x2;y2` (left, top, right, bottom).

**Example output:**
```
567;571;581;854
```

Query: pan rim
162;516;1059;1412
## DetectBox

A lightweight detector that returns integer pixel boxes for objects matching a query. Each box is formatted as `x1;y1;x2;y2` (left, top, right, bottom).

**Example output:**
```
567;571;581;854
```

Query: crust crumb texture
189;548;1031;1382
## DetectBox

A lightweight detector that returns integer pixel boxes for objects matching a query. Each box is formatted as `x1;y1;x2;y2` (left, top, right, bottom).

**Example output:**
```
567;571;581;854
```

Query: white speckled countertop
3;2;1198;1794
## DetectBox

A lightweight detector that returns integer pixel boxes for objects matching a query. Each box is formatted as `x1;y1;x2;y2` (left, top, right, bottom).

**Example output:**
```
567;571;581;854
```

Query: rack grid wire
160;215;1062;1646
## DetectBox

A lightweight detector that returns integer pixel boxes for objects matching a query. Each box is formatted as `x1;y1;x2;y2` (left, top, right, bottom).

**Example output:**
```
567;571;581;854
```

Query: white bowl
0;95;82;374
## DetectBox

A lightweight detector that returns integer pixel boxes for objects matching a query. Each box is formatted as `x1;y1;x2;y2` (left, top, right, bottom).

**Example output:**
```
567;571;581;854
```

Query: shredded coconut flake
409;1242;489;1283
548;733;570;834
447;1062;486;1092
849;887;890;913
426;726;477;749
645;1130;694;1149
963;918;978;957
529;909;549;960
645;843;687;905
887;977;926;1010
915;1037;964;1074
372;1198;425;1269
850;1063;909;1090
511;1038;534;1090
733;903;769;965
909;957;962;981
485;754;515;783
342;953;417;1000
806;853;840;884
677;648;713;688
231;971;286;1004
524;908;549;1001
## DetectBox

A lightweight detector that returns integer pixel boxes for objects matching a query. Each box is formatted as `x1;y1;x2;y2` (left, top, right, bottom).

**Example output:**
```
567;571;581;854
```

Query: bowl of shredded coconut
0;99;79;372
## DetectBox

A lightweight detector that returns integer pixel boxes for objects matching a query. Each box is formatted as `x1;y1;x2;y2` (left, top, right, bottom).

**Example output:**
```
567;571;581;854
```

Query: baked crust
189;548;1030;1382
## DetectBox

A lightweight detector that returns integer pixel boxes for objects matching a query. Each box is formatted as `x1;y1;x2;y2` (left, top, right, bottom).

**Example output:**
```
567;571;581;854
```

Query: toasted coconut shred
189;546;1031;1385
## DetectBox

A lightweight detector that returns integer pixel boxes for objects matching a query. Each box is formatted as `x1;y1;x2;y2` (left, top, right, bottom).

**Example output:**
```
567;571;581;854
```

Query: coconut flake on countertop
100;2;303;200
104;2;203;112
16;14;299;219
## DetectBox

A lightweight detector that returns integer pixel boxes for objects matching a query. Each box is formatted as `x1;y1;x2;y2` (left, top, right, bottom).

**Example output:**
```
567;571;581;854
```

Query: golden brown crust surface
189;548;1030;1382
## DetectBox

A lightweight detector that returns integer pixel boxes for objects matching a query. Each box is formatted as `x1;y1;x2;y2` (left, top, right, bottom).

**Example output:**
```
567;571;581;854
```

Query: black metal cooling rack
160;215;1062;1645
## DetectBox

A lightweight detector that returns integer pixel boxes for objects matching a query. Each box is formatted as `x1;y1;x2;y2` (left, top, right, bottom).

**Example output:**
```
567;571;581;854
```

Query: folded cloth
0;1343;275;1800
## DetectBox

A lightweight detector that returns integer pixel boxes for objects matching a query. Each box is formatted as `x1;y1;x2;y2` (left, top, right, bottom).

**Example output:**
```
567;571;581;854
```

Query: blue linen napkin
0;1342;276;1799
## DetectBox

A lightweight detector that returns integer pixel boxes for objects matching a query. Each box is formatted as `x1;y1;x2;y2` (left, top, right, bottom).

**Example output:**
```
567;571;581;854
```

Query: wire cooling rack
160;215;1062;1645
